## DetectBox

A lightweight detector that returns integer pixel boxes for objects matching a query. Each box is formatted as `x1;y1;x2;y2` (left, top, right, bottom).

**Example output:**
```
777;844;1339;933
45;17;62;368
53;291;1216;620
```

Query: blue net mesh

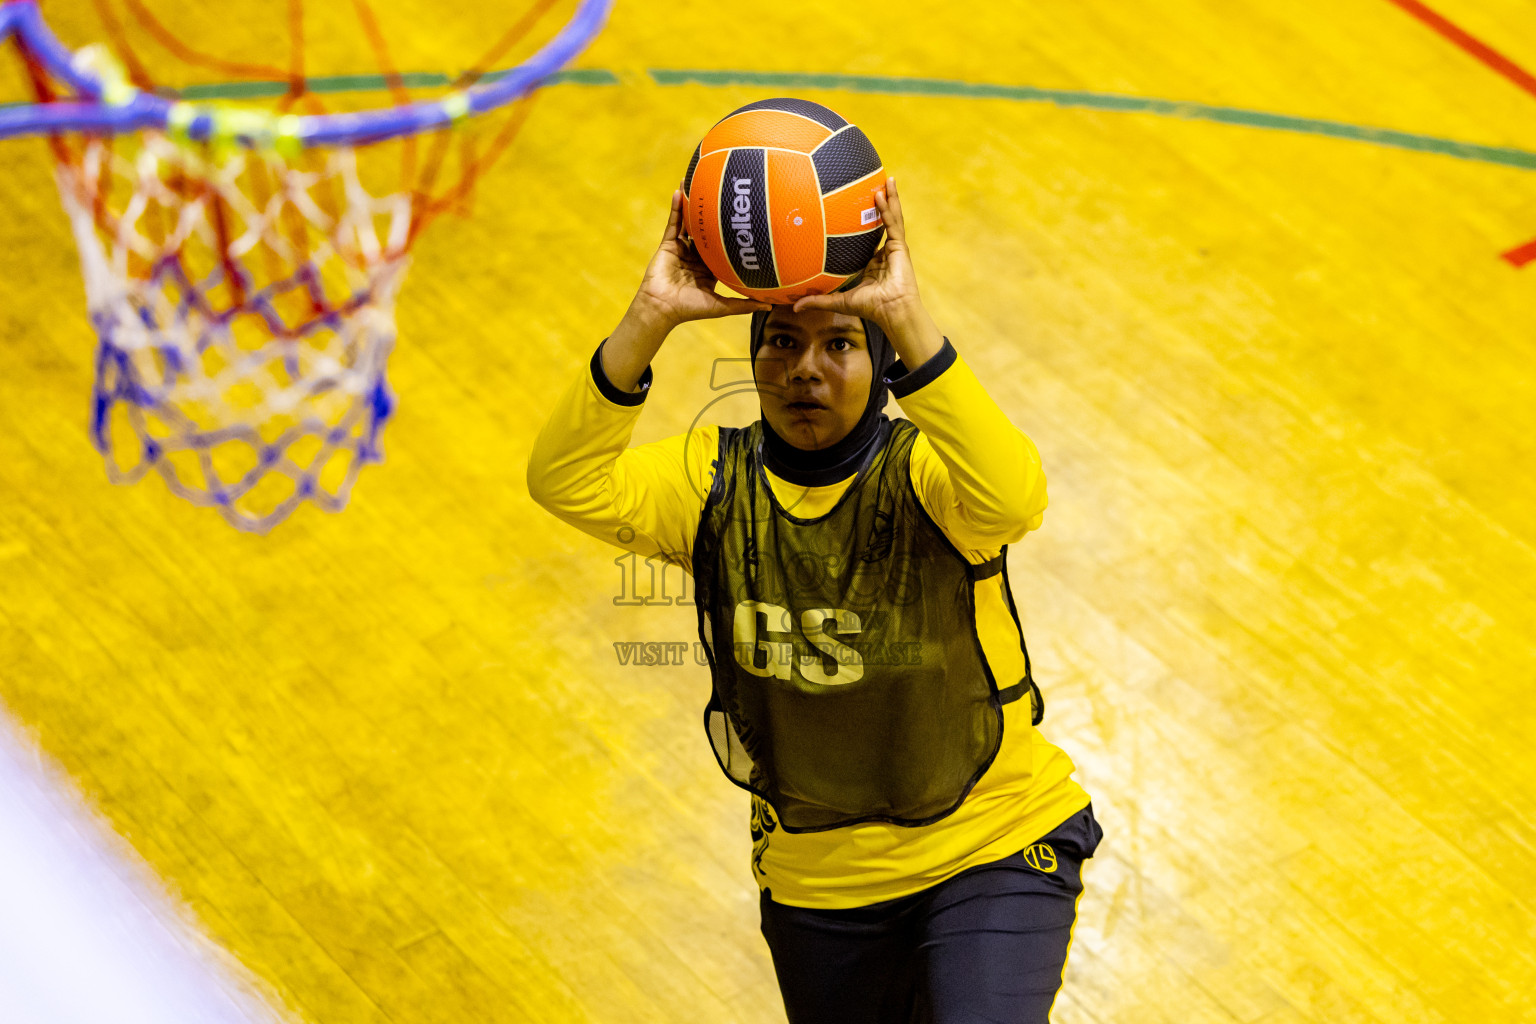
62;135;410;533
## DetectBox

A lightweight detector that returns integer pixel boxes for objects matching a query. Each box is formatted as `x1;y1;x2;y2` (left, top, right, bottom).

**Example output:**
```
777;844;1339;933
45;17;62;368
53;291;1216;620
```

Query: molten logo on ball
730;177;759;271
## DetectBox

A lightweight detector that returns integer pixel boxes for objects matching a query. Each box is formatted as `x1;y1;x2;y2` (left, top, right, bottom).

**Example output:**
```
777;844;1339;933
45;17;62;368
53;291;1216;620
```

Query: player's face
753;307;872;451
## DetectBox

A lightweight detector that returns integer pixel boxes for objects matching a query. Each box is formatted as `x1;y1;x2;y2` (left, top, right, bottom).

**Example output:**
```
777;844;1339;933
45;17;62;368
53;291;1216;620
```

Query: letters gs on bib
733;600;870;687
682;98;887;303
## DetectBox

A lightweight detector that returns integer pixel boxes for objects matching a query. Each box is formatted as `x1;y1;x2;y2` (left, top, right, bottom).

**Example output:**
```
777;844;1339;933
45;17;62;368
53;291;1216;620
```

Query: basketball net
63;93;410;533
3;0;608;532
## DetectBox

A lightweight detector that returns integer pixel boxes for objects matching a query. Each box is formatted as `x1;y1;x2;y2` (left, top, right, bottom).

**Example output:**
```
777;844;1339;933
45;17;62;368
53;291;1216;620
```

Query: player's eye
829;337;852;351
770;334;795;347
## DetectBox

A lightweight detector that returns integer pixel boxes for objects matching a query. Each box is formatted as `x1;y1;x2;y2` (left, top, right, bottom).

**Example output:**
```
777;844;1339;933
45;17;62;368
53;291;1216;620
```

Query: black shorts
759;803;1103;1024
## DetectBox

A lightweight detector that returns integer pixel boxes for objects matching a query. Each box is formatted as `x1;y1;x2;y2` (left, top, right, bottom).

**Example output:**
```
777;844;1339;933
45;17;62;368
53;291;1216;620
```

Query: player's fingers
677;186;694;243
881;177;905;242
708;296;773;317
792;292;854;315
662;189;682;242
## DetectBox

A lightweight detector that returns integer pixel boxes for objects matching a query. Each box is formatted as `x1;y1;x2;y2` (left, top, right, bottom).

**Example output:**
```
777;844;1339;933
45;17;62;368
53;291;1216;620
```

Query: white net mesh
58;131;413;532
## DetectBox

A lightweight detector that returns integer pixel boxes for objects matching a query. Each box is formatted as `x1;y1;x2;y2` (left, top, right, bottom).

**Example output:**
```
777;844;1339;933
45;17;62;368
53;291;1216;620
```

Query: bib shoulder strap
966;552;1006;582
995;677;1043;724
975;544;1046;726
705;424;748;510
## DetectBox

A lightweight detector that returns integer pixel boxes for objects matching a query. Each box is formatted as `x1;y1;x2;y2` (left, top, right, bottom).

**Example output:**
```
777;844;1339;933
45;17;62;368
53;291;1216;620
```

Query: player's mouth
786;399;827;413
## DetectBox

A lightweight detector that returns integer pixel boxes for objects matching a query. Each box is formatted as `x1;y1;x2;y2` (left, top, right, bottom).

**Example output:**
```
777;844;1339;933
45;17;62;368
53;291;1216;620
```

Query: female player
527;176;1101;1023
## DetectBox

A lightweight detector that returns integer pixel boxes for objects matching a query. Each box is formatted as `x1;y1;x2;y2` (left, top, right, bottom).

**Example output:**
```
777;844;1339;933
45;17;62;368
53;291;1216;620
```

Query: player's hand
631;189;770;329
602;190;770;392
789;177;923;332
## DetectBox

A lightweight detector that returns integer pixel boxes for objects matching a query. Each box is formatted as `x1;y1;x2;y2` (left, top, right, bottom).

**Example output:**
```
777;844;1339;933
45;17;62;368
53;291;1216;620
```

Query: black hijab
749;308;897;487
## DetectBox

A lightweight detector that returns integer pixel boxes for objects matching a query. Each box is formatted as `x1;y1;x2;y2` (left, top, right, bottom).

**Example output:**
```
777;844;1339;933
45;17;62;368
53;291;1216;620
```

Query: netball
681;97;887;303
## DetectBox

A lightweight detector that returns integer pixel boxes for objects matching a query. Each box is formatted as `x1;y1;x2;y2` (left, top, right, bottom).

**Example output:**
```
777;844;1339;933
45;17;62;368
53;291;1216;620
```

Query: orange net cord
121;0;295;85
35;0;569;261
452;0;563;89
267;0;311;282
284;0;305;107
12;34;75;166
418;89;538;228
85;0;176;252
88;0;157;91
348;0;419;220
206;175;248;308
402;0;558;237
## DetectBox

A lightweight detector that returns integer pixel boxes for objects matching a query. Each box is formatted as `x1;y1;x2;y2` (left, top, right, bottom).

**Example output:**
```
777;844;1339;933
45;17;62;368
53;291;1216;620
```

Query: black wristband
591;338;653;407
885;337;957;399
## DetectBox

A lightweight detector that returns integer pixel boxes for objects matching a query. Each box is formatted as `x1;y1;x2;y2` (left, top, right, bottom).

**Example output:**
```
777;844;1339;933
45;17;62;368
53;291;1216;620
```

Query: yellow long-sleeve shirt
527;338;1090;909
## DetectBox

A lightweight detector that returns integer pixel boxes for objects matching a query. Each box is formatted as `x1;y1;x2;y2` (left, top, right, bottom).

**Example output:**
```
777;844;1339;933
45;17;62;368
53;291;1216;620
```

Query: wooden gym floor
2;0;1534;1020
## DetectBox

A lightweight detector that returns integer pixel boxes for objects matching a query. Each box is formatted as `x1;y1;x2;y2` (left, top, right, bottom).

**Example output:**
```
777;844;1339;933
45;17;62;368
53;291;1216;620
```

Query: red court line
1499;238;1536;267
1383;0;1536;100
1384;0;1536;266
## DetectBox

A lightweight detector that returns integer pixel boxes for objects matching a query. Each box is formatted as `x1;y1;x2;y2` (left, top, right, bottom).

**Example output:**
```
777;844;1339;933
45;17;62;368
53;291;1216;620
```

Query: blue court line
648;68;1536;172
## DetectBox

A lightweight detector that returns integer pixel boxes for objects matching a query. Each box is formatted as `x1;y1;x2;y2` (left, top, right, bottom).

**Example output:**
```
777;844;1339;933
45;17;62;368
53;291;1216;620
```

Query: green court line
648;67;1536;172
0;67;618;107
173;67;617;101
7;62;1532;172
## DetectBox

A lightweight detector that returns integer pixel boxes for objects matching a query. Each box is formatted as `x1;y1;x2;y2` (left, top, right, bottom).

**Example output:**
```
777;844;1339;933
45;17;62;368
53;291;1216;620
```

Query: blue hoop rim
0;0;613;147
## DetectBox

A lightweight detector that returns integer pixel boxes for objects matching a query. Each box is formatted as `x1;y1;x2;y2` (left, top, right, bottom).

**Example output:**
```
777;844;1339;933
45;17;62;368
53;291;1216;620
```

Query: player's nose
787;348;821;382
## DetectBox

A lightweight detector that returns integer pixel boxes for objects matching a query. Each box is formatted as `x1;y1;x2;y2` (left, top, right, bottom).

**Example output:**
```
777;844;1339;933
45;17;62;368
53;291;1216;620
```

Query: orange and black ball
682;98;886;303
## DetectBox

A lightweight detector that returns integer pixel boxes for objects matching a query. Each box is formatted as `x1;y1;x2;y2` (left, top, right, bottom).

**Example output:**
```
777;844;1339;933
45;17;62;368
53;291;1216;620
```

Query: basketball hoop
0;0;611;532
